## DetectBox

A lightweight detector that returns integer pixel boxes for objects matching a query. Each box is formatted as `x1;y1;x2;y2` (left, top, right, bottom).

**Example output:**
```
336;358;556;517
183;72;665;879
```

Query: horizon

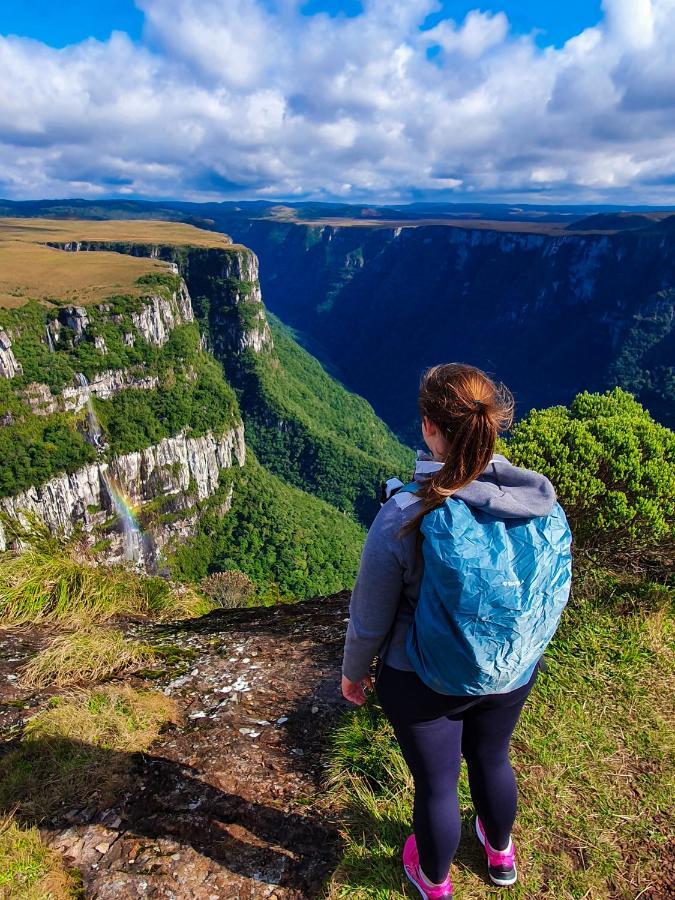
1;1;674;205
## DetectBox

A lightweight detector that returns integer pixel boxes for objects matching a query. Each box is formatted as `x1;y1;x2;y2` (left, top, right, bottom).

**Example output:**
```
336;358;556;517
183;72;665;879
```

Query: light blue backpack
398;484;573;695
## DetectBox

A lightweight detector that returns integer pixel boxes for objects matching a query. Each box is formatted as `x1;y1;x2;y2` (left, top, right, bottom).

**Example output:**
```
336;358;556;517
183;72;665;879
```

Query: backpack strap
392;481;422;510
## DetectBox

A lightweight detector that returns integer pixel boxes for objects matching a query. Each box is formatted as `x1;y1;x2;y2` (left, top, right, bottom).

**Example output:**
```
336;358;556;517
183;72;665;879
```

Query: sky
0;0;673;204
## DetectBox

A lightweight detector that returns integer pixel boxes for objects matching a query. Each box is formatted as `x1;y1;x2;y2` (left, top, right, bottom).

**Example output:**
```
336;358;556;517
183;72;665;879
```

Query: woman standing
341;364;572;897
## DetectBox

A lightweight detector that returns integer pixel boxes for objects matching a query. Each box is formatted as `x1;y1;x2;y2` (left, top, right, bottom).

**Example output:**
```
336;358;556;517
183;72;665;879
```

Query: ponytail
403;364;514;534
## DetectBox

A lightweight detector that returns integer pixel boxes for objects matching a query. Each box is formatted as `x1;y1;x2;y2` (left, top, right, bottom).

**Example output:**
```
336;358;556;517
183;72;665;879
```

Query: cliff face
0;240;272;569
214;216;675;433
0;426;245;564
0;330;22;379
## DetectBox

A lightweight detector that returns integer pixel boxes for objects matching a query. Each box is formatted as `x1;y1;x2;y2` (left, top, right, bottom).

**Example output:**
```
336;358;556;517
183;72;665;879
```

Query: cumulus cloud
0;0;674;202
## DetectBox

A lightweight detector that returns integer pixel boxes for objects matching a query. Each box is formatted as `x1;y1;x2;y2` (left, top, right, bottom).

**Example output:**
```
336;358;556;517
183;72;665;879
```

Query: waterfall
76;372;144;564
45;325;55;353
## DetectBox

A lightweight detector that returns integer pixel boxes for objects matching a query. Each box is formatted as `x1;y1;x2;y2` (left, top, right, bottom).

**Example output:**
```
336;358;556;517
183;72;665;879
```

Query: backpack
397;484;573;695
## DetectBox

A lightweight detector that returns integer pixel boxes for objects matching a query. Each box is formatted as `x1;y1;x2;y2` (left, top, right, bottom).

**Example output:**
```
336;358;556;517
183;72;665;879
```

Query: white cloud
0;0;674;202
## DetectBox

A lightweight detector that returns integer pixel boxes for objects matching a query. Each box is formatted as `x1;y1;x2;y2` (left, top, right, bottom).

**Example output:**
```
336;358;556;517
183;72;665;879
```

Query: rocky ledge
0;592;353;899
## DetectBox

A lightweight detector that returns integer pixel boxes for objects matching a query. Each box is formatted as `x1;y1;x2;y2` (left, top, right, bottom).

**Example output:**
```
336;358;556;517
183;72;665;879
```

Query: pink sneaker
475;816;518;886
402;834;453;898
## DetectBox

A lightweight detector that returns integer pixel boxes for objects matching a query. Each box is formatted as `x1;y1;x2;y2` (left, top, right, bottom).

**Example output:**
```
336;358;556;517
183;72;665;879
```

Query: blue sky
1;0;603;49
0;0;672;204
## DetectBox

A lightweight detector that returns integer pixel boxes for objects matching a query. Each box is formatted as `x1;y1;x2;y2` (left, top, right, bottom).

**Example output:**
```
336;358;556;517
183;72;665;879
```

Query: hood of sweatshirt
412;450;557;519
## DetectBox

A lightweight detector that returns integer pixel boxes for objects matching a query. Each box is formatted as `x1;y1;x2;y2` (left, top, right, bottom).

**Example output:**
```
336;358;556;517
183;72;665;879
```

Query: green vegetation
20;628;157;690
327;588;674;898
0;303;238;494
608;288;675;428
93;345;238;457
0;527;212;626
503;387;674;570
228;315;413;523
0;411;96;496
0;686;177;822
171;454;365;599
0;817;78;900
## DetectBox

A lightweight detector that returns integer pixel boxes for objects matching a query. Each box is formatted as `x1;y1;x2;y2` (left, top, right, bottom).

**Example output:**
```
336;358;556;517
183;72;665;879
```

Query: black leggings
375;663;537;884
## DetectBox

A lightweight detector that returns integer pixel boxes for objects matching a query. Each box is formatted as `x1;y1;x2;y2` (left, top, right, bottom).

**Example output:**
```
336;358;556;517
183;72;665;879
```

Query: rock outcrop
130;283;194;346
0;425;246;561
57;306;90;344
0;330;22;379
0;593;351;898
22;369;161;416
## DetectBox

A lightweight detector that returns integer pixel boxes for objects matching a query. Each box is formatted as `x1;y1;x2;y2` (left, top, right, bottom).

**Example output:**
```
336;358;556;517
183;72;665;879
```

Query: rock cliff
0;238;272;568
0;329;22;379
0;425;245;564
48;241;273;358
215;216;675;433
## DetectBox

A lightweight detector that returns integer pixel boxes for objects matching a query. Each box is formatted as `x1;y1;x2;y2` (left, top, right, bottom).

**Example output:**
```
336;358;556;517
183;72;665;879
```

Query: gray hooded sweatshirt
341;451;558;682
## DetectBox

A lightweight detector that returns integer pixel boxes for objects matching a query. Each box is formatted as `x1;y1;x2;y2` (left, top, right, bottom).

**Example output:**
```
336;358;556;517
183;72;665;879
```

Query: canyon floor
0;593;353;899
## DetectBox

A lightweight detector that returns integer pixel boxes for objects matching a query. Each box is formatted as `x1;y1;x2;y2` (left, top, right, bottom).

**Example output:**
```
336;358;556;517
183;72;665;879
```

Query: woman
341;363;572;897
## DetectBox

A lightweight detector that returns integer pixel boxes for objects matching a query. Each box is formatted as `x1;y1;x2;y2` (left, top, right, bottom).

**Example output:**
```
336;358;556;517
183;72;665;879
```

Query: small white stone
188;710;207;719
276;716;288;725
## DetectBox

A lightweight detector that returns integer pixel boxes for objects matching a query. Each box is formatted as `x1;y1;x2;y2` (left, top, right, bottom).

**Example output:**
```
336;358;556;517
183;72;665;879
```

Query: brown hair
403;363;514;533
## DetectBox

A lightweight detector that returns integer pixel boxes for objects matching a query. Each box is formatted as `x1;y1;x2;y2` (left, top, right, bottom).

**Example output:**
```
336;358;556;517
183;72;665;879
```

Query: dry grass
0;217;240;309
20;628;157;690
0;686;178;822
0;815;78;900
24;685;178;751
0;539;213;627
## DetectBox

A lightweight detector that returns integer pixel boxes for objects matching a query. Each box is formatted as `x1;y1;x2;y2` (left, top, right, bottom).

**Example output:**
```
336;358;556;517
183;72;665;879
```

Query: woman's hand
341;674;373;706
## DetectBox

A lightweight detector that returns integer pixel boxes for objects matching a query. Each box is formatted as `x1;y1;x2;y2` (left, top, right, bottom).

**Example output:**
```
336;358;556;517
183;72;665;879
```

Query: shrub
20;628;157;689
0;524;213;626
0;686;177;822
504;388;675;571
199;570;255;608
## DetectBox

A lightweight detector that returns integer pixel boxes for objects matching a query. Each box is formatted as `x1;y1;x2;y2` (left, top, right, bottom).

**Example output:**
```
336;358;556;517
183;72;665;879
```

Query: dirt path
0;593;353;898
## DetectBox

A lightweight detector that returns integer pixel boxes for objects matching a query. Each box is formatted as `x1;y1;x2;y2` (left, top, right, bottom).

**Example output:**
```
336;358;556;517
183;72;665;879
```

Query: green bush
504;387;675;568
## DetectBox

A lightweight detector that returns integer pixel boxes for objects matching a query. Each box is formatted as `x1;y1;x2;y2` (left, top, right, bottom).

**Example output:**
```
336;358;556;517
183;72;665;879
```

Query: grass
0;217;239;308
0;816;79;900
0;686;178;823
0;531;213;627
326;589;675;899
19;628;158;690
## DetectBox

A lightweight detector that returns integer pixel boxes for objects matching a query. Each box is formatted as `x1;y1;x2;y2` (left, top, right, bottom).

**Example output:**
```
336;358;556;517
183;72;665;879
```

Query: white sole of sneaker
474;817;518;886
403;866;453;898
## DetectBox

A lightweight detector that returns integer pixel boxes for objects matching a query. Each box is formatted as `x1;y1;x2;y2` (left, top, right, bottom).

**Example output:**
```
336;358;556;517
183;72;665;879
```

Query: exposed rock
130;283;194;347
60;369;161;414
94;335;108;354
0;329;22;379
21;382;58;415
1;594;352;898
58;306;90;343
0;425;246;561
